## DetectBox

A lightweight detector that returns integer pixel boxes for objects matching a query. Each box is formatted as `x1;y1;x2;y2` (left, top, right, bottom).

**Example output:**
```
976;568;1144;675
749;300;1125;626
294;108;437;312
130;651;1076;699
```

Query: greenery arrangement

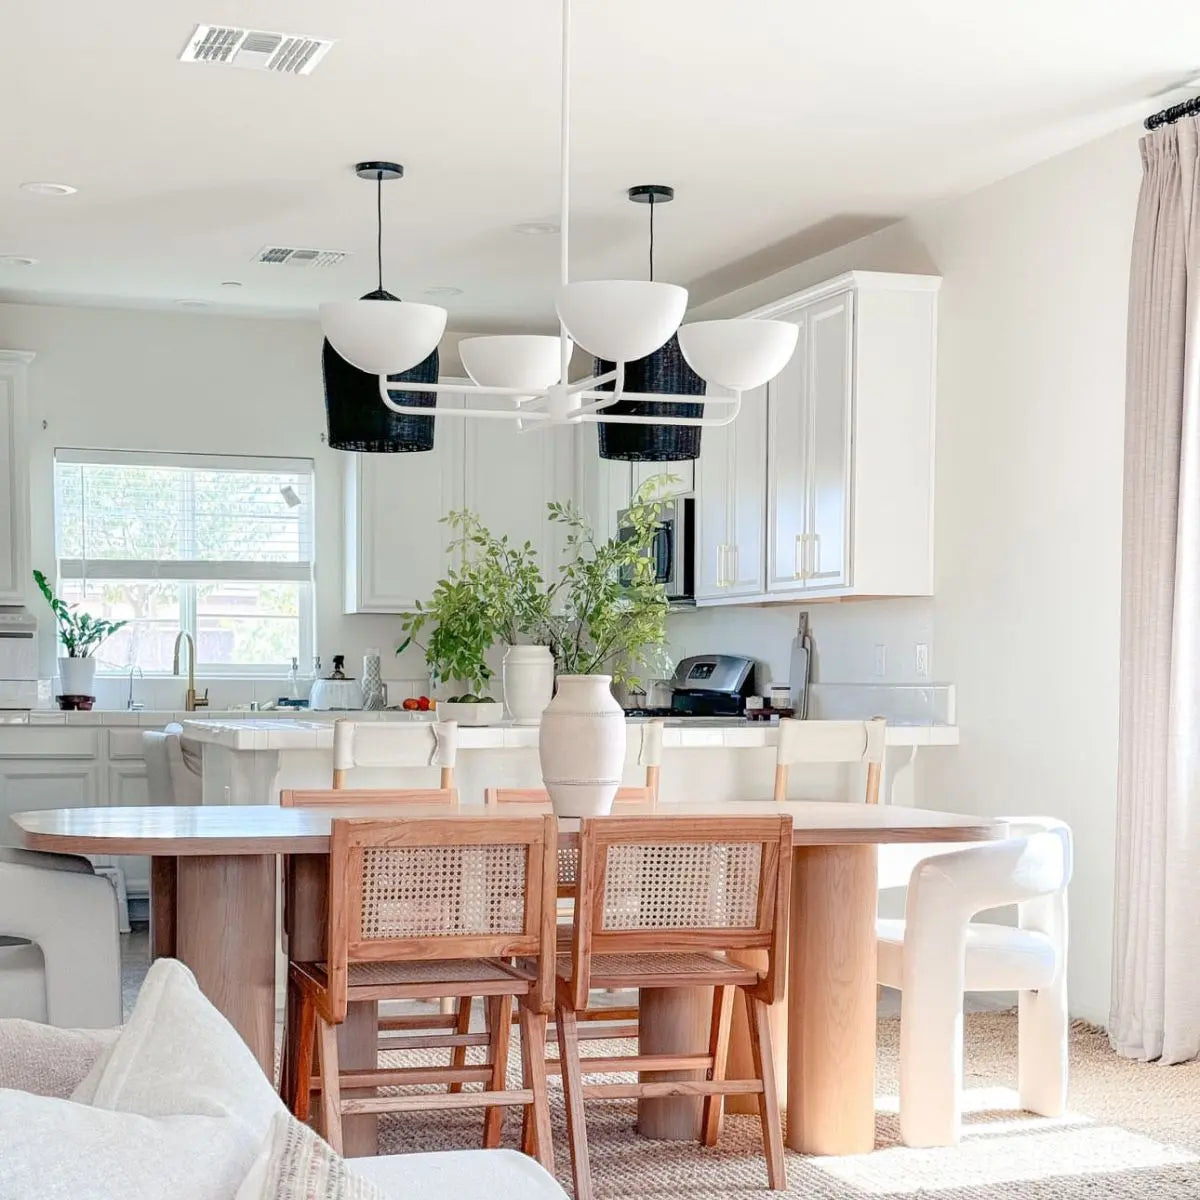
397;482;671;695
33;569;128;658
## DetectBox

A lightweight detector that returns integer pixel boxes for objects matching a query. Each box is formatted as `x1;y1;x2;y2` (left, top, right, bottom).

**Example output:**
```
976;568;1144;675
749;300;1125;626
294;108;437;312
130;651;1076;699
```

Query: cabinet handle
793;533;808;581
730;543;740;586
812;532;821;577
714;543;725;589
721;544;732;588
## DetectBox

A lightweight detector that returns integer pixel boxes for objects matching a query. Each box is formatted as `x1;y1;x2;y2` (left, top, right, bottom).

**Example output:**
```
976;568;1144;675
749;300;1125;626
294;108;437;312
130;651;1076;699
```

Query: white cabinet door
105;761;151;896
696;385;766;600
0;353;32;605
0;759;99;827
766;315;809;591
464;422;574;573
804;294;852;590
344;394;465;613
766;293;852;593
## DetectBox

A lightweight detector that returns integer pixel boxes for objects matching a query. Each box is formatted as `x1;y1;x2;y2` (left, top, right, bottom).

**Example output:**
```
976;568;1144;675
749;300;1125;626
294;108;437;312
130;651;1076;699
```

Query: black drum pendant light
323;162;439;453
596;185;704;462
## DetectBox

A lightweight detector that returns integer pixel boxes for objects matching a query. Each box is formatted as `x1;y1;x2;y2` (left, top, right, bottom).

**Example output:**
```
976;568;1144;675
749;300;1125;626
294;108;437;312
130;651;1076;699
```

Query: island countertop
180;714;959;751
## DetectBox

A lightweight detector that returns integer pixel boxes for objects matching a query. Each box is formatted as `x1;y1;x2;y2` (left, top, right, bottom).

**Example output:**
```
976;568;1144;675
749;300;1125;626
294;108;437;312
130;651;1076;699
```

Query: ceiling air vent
179;24;335;75
254;246;349;269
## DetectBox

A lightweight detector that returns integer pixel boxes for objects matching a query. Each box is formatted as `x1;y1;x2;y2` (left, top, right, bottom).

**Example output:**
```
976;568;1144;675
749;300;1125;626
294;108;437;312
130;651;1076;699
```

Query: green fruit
479;696;495;703
459;693;479;703
447;695;461;703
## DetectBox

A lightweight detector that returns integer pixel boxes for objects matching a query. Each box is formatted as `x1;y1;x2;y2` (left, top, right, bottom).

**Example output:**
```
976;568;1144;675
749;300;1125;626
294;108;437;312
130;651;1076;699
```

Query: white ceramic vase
502;644;555;725
58;655;96;697
539;674;627;817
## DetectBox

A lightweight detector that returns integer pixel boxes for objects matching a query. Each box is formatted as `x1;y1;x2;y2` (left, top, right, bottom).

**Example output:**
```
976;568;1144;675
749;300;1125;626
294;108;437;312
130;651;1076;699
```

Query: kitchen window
53;450;315;676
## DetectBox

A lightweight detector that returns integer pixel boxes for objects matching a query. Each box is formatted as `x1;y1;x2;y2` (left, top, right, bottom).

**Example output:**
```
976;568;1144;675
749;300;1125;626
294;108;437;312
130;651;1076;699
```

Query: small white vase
502;644;555;725
58;655;96;697
539;674;627;817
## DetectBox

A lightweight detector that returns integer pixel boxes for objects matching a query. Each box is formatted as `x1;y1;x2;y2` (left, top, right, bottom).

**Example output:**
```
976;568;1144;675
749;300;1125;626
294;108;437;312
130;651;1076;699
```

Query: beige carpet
376;1014;1200;1198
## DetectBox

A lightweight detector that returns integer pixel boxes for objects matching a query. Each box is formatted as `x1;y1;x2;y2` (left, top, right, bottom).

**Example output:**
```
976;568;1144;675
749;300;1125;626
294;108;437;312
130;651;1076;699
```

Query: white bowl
435;700;505;726
320;299;447;375
555;280;687;363
677;318;799;392
459;335;567;393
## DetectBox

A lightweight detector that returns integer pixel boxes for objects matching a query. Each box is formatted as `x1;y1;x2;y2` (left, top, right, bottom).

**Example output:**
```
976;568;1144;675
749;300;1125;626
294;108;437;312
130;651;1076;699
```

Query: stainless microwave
618;495;695;602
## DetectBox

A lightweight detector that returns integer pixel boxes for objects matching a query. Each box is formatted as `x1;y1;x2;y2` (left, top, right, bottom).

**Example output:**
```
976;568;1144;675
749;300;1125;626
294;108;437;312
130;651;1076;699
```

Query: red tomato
402;698;420;711
417;696;431;711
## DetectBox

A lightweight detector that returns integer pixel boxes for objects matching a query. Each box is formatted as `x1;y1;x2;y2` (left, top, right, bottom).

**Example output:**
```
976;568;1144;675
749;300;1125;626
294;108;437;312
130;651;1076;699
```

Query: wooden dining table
10;799;1003;1157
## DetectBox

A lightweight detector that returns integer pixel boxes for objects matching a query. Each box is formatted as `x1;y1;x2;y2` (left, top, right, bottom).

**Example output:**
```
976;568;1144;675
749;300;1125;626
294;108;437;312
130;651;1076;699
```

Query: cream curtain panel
1112;118;1200;1064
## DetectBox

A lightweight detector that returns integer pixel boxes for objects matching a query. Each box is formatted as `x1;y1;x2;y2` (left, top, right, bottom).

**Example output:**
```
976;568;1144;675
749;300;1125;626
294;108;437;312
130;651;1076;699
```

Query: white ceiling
0;0;1195;329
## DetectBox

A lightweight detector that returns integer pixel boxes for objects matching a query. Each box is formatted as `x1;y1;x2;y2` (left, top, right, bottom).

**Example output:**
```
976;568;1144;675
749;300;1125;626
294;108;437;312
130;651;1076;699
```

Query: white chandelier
318;0;798;431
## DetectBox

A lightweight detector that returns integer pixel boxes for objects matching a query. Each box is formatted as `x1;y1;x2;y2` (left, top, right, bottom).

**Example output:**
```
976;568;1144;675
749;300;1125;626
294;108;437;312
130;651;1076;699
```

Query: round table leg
786;843;879;1155
636;985;713;1140
175;853;277;1075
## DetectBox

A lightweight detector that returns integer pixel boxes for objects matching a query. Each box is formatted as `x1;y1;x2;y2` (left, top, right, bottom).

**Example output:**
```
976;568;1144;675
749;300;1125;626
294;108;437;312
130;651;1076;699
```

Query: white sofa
0;961;568;1200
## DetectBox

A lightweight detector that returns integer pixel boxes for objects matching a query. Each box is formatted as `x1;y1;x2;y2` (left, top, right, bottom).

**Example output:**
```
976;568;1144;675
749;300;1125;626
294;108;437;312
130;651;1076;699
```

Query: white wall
0;303;472;700
677;124;1139;1023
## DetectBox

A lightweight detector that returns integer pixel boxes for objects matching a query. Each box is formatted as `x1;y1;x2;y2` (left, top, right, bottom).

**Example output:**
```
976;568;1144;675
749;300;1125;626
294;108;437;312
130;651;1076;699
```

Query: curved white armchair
0;848;123;1027
876;818;1072;1147
142;722;201;805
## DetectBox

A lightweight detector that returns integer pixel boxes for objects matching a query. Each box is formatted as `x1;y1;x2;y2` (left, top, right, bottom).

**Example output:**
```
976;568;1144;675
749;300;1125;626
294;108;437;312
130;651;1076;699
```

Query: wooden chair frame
555;815;793;1199
773;716;886;804
290;814;558;1168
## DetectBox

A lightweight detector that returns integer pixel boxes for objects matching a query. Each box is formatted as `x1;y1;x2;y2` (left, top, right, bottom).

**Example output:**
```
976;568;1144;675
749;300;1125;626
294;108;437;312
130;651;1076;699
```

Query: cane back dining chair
772;716;886;803
555;814;794;1200
331;718;458;789
278;784;459;1112
290;814;559;1167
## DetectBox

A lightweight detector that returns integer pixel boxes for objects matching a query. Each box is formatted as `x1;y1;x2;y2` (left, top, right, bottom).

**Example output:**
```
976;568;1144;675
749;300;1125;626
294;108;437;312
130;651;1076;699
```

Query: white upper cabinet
0;352;32;605
698;271;938;605
343;394;465;614
696;385;766;599
345;392;574;614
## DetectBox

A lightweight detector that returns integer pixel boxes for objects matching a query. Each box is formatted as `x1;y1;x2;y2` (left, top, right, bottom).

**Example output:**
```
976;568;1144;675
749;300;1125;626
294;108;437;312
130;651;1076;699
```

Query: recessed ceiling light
423;285;463;297
175;299;210;309
19;181;77;196
0;255;38;266
513;221;559;236
220;280;243;288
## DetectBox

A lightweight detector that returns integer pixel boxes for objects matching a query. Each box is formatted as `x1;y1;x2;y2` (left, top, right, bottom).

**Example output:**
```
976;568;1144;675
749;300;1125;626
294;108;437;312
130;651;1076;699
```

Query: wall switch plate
873;644;887;677
915;643;930;677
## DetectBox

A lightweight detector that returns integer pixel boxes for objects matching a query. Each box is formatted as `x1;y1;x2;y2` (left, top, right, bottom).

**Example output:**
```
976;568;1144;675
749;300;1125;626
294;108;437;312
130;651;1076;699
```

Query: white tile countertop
179;715;959;752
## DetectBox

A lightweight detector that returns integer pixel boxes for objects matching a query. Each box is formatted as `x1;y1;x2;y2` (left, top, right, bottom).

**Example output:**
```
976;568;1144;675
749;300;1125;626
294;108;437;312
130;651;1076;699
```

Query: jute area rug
376;1013;1200;1199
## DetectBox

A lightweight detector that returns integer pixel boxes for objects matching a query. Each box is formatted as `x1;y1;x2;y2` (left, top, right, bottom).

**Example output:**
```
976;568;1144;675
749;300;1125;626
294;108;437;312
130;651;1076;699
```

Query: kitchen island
183;714;957;808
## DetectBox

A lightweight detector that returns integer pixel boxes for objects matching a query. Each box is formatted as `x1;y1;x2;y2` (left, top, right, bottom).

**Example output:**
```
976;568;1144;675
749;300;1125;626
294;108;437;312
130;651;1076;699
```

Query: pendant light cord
648;196;655;282
376;171;384;294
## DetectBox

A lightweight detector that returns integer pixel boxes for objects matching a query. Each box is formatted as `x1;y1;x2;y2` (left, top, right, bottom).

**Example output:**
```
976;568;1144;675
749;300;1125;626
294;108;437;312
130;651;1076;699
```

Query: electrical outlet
873;644;887;677
915;643;930;678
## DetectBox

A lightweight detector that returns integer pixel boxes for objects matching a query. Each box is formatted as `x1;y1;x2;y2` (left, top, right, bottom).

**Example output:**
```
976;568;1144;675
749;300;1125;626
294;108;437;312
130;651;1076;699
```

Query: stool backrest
280;787;457;808
774;717;886;803
564;814;793;1007
325;814;557;1021
331;719;458;789
142;723;201;806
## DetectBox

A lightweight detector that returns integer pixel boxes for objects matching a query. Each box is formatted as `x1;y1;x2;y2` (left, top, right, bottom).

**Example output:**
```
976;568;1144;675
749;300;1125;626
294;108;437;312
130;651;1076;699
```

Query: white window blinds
54;450;315;583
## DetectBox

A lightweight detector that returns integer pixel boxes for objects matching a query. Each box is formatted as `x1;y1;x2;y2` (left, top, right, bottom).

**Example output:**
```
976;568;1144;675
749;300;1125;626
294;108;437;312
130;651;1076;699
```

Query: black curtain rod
1145;95;1200;131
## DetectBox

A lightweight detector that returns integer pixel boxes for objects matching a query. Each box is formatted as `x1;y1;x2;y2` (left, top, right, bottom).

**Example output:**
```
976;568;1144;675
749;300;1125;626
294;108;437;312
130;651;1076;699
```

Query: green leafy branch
33;569;128;658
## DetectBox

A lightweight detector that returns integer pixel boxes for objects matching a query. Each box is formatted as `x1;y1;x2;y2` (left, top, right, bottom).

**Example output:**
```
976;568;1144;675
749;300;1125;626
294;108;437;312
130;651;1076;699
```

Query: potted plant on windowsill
33;569;128;702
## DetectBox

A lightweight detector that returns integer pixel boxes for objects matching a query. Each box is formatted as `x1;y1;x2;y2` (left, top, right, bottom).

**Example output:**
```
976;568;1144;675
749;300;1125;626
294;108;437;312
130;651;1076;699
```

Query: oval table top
8;800;1005;856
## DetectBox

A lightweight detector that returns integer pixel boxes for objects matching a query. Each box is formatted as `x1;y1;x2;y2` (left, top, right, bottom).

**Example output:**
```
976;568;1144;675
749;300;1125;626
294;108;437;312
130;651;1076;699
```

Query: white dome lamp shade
320;298;447;377
677;319;799;393
556;280;687;365
459;334;569;396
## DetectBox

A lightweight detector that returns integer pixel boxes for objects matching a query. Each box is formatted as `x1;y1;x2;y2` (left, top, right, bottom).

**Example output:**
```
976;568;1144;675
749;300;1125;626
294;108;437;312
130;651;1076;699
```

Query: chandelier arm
377;377;550;401
565;367;620;395
380;396;554;422
573;390;740;408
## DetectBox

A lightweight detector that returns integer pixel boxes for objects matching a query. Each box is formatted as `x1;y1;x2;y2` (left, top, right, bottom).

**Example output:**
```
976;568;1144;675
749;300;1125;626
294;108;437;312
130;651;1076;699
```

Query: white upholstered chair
331;719;457;789
773;717;886;803
875;818;1072;1147
141;722;202;805
0;848;122;1027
